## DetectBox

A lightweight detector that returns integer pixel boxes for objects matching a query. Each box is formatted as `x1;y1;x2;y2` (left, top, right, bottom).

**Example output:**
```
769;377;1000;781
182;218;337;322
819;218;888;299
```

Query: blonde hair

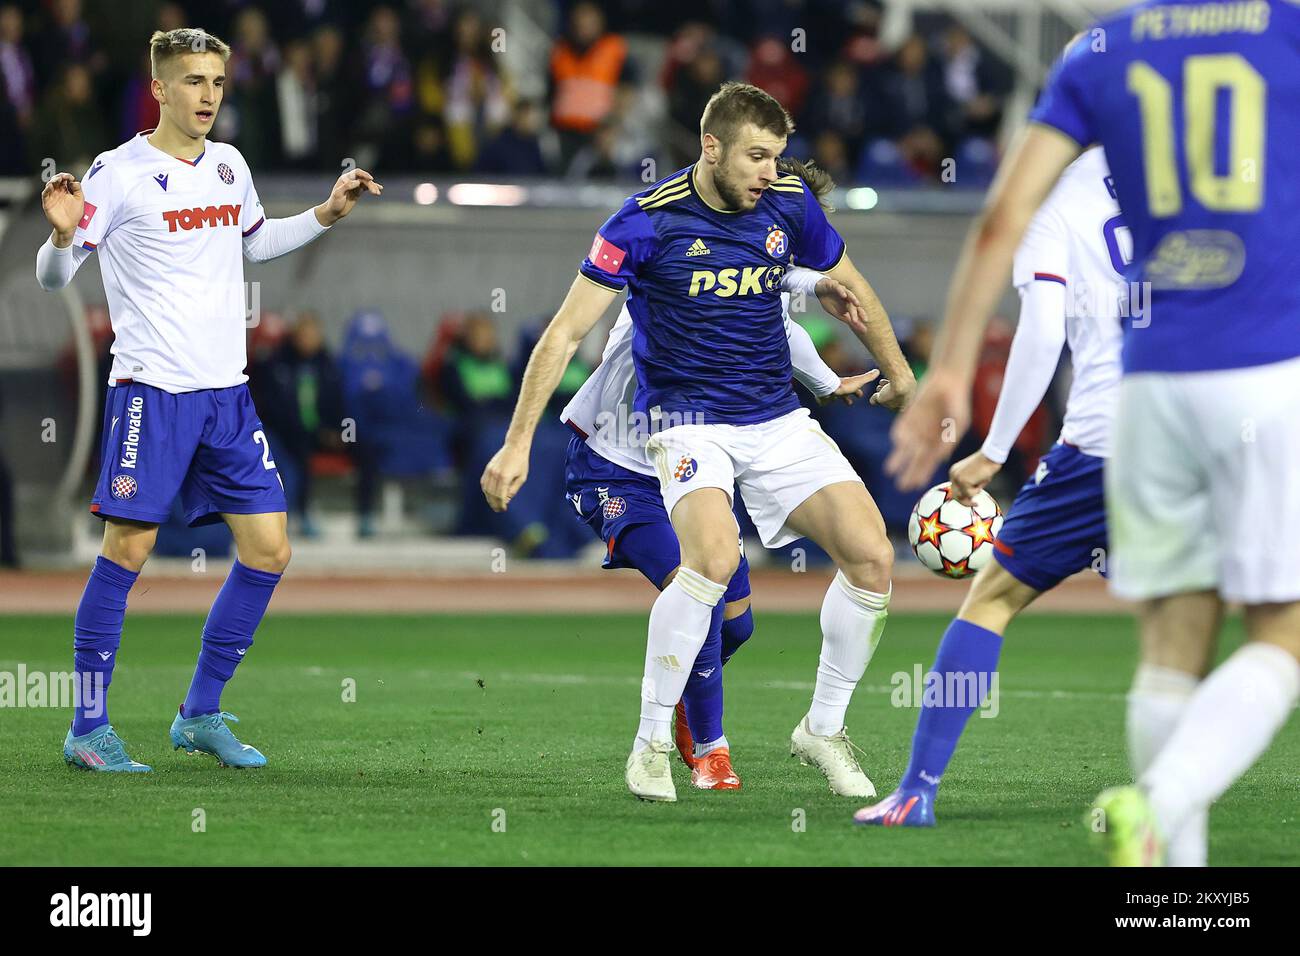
149;28;231;79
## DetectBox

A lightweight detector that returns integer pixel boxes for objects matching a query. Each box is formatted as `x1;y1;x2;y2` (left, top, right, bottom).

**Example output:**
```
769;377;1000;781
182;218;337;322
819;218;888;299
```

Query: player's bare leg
65;517;160;772
955;561;1041;634
627;489;736;801
169;511;290;769
224;510;293;573
1109;597;1300;867
782;480;892;797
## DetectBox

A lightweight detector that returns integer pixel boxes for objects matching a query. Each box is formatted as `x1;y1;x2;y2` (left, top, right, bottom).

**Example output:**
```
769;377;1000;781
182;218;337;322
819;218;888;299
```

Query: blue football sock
181;561;281;718
71;556;139;735
682;601;725;744
899;618;1003;795
720;606;753;665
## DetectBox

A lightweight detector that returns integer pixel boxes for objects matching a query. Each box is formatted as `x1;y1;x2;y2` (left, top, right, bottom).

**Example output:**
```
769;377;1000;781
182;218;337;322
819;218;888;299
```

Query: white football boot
626;741;677;802
790;717;876;798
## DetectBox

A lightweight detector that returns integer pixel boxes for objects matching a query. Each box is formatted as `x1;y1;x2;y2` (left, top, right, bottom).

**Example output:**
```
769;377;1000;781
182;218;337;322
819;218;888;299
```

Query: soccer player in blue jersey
561;244;881;789
886;2;1300;864
483;82;916;802
36;28;380;772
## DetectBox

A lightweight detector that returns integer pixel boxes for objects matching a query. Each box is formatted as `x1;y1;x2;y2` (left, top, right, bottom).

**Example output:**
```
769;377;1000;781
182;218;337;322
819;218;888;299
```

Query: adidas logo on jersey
685;238;710;257
652;655;685;673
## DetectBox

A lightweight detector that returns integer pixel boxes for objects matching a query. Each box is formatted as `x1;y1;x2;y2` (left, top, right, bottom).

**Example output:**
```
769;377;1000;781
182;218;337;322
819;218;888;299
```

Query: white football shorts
644;407;863;548
1107;353;1300;604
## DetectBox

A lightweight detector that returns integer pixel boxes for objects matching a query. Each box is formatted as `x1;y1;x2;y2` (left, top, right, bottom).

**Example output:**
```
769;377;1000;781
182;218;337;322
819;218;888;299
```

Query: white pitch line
452;670;1125;702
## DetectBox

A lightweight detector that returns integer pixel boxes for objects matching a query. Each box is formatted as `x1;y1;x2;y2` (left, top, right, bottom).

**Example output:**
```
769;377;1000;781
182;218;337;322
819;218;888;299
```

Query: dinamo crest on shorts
673;456;698;482
765;226;788;258
218;163;235;185
110;474;138;499
602;496;627;519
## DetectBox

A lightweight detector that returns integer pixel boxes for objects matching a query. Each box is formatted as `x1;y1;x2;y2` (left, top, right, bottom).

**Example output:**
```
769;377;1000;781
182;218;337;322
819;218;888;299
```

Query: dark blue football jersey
578;164;846;425
1031;0;1300;374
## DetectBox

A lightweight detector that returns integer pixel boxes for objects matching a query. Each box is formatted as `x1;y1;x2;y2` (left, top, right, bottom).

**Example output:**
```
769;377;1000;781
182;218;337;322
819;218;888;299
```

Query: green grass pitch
1;612;1295;866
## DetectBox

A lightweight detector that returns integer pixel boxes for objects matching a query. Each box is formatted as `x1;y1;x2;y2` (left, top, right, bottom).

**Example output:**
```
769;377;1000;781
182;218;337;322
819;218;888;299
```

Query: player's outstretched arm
36;173;89;290
885;124;1081;490
480;275;616;512
823;253;915;411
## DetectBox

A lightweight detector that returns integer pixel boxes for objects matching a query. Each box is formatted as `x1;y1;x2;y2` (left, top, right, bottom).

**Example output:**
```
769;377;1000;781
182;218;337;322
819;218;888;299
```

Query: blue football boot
64;724;152;772
169;709;267;768
852;787;936;827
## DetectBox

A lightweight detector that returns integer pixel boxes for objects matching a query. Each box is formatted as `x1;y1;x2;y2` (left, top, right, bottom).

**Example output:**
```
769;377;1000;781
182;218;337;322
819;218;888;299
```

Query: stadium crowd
0;0;1010;186
63;300;1056;563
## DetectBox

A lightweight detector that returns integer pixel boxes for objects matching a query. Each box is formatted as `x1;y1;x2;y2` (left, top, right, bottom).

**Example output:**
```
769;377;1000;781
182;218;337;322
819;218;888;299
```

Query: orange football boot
673;701;696;768
691;747;742;790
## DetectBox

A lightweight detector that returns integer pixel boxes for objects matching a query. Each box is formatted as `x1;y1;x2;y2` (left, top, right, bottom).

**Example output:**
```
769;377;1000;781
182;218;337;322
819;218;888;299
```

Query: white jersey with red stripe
71;132;267;393
1009;147;1125;458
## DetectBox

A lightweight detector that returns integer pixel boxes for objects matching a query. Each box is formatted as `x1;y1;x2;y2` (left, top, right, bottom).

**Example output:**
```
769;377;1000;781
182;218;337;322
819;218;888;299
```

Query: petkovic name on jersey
119;395;143;470
687;264;785;297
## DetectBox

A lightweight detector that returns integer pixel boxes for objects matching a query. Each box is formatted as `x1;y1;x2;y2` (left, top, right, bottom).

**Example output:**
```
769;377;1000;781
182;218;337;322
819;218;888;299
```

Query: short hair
700;81;795;152
149;28;231;79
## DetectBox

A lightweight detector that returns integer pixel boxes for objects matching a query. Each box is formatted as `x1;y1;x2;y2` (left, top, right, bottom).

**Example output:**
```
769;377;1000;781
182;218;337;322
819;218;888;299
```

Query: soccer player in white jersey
36;28;381;772
856;147;1130;830
887;8;1300;865
483;83;916;802
562;259;878;791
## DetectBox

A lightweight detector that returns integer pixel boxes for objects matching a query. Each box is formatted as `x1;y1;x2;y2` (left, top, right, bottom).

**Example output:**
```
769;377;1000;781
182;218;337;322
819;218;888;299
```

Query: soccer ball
907;481;1003;579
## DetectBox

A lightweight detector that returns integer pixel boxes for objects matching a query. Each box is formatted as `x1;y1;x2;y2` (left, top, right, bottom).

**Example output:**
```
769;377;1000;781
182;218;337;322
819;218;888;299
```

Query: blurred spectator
745;36;809;123
355;5;415;169
478;98;545;176
311;24;351;166
118;49;159;142
549;1;633;171
33;0;105;89
254;312;344;536
440;8;511;170
939;25;1009;141
803;60;869;160
30;63;106;172
666;47;724;169
0;4;34;173
220;7;282;168
276;39;318;167
876;35;952;147
810;129;851;186
442;312;514;426
565;118;624;181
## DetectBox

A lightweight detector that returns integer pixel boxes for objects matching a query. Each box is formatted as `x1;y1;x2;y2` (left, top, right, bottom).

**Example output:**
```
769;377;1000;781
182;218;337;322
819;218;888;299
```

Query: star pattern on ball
916;510;947;548
963;513;996;548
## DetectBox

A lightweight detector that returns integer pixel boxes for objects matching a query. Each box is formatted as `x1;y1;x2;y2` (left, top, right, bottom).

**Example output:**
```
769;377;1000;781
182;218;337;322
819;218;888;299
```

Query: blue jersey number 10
1127;53;1266;217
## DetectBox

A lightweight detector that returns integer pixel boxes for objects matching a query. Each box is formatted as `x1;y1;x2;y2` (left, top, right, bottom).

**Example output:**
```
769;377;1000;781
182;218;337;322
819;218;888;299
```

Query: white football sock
1126;663;1206;866
693;735;729;758
807;572;889;737
1142;643;1300;847
634;568;727;752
